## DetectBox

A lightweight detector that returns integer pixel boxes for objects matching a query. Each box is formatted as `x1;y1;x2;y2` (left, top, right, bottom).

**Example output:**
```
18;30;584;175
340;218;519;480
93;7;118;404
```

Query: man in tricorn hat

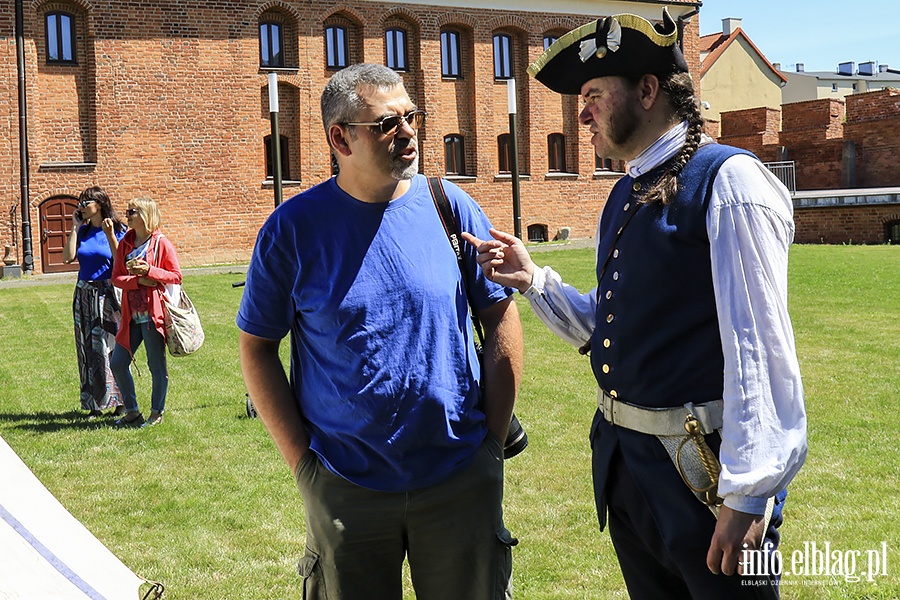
463;9;807;599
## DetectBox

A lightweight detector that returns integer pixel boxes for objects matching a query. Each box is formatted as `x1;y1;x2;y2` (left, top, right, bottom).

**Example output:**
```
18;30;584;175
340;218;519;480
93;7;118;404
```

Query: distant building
698;18;786;124
780;61;900;104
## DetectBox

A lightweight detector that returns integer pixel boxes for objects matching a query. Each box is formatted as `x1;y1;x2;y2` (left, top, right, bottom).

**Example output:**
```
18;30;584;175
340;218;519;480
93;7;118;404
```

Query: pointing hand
460;228;536;293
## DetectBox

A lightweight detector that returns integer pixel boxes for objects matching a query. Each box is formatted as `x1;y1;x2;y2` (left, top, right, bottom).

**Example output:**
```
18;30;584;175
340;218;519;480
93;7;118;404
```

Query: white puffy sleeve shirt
523;153;808;515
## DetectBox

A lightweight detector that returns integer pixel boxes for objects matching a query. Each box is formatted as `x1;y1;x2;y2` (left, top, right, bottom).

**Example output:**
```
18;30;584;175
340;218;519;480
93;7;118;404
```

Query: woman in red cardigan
110;198;182;427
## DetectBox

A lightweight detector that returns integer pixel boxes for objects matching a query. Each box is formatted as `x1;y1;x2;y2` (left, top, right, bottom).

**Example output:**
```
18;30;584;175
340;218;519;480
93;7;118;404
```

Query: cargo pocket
493;526;518;599
297;549;324;600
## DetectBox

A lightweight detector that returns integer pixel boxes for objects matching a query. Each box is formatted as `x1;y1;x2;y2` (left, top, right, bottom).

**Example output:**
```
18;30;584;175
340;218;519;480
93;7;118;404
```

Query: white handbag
151;235;204;357
161;284;204;356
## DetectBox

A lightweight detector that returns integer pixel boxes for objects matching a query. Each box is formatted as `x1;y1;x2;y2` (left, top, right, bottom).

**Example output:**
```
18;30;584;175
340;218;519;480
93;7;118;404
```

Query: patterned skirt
73;279;123;411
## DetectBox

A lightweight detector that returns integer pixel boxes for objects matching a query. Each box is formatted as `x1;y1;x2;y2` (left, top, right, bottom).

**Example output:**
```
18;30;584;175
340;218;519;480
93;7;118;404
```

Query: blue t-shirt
77;225;125;281
236;175;512;492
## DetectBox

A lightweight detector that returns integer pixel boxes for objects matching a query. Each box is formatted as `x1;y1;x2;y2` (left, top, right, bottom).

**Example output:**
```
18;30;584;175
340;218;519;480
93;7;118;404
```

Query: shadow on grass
0;410;123;432
0;407;258;431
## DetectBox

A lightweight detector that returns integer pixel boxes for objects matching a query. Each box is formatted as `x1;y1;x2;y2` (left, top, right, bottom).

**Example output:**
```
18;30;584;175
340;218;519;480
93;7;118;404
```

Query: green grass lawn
0;244;898;599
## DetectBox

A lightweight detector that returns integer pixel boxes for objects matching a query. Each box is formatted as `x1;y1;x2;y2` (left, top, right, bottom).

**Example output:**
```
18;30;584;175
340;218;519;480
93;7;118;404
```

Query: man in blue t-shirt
237;63;523;600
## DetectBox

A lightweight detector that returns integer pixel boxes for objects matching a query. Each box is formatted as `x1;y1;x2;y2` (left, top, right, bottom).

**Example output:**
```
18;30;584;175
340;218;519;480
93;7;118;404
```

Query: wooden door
40;197;79;274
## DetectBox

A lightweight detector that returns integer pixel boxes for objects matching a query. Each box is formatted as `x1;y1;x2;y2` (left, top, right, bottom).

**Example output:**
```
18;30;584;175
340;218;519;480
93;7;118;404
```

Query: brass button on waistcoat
606;314;614;323
632;182;641;192
612;271;619;281
609;389;618;398
623;202;631;211
603;338;611;348
605;290;613;300
602;364;610;374
613;249;619;258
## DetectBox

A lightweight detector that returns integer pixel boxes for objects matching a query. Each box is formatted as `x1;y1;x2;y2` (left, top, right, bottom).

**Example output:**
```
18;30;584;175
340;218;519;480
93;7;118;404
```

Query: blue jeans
110;320;168;414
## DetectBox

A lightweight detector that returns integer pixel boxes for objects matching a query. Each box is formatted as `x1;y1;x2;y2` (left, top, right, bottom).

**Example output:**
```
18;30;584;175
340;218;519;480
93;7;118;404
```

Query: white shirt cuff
723;494;769;516
521;267;545;296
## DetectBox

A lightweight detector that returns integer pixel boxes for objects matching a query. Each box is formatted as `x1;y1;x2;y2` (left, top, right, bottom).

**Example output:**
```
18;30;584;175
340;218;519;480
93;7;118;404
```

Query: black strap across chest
426;177;485;347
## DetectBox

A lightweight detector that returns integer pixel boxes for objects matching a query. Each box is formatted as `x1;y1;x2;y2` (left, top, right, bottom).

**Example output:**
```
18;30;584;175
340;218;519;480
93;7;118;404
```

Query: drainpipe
15;0;34;273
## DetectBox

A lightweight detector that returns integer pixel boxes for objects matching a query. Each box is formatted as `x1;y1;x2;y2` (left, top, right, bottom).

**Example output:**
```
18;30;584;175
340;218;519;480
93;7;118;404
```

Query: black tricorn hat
527;8;689;95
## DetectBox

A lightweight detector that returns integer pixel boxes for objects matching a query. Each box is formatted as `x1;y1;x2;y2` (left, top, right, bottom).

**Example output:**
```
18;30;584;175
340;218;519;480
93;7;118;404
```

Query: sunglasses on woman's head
125;208;139;217
78;200;95;208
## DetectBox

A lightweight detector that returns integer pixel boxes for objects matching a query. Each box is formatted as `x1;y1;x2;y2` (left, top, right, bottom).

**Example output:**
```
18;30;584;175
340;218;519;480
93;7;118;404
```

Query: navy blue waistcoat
590;143;753;408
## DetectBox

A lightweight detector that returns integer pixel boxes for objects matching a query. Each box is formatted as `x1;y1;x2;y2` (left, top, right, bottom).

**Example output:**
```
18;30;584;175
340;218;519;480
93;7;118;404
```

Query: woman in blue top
62;186;128;418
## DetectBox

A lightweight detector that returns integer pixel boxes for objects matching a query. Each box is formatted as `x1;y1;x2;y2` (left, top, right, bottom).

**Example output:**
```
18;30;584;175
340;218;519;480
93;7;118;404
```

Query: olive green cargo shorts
294;433;516;600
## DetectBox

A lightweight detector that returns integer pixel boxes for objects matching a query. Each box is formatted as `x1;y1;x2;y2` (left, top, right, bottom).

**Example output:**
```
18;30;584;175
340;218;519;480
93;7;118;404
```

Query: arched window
385;28;408;71
885;220;900;244
595;155;613;172
264;134;291;180
497;134;511;173
441;30;461;78
493;33;512;79
527;224;549;243
548;133;566;172
325;25;349;69
259;21;284;68
444;134;466;176
46;11;76;64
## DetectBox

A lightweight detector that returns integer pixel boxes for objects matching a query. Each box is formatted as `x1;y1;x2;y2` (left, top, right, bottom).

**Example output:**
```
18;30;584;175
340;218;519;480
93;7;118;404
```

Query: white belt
597;389;723;436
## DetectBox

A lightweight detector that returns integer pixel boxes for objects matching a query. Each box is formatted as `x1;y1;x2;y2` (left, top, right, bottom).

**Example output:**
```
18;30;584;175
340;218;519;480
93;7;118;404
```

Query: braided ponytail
640;72;705;205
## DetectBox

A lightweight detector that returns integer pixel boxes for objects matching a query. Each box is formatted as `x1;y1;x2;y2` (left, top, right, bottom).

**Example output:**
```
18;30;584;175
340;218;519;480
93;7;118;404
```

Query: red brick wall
716;92;900;243
844;88;900;188
702;118;720;139
719;106;779;139
2;3;22;258
718;101;847;190
0;1;704;272
794;206;900;244
717;106;781;161
778;99;846;190
717;91;900;195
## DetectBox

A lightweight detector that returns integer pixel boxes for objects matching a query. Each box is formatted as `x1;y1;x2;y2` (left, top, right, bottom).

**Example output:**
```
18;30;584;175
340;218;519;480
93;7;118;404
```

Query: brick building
717;88;900;244
1;0;702;274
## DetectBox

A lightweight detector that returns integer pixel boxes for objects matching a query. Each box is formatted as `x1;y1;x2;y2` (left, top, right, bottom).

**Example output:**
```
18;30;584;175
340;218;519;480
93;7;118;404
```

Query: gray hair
321;64;403;140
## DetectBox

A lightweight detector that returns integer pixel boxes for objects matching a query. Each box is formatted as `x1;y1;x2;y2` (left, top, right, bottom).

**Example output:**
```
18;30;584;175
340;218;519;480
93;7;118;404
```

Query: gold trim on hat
527;11;678;78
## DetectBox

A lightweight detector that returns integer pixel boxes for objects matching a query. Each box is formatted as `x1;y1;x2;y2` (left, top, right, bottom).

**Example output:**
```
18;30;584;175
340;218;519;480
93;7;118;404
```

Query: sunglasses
78;200;96;208
125;208;140;217
344;110;426;136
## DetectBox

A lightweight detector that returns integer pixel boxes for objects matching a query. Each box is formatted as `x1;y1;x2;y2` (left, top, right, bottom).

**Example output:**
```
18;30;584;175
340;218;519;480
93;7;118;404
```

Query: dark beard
607;99;641;147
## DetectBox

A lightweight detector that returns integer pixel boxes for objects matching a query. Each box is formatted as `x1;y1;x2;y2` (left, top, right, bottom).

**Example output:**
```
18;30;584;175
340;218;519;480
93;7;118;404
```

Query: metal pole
507;79;522;240
268;72;283;207
15;0;33;272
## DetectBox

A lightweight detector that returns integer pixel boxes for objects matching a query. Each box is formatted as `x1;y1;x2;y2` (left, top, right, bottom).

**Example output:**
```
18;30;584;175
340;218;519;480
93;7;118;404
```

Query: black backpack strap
427;177;485;346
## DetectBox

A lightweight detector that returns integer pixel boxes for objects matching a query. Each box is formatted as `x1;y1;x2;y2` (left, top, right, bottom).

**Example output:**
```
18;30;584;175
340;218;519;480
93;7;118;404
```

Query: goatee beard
392;157;418;180
391;140;418;180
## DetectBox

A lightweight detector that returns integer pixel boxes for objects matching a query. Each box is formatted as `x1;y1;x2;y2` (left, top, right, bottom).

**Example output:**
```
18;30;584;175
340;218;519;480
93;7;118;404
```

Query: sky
697;1;899;74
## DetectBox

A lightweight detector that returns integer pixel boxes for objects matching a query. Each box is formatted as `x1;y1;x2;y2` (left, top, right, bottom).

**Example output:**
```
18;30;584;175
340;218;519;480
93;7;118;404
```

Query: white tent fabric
0;435;161;599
